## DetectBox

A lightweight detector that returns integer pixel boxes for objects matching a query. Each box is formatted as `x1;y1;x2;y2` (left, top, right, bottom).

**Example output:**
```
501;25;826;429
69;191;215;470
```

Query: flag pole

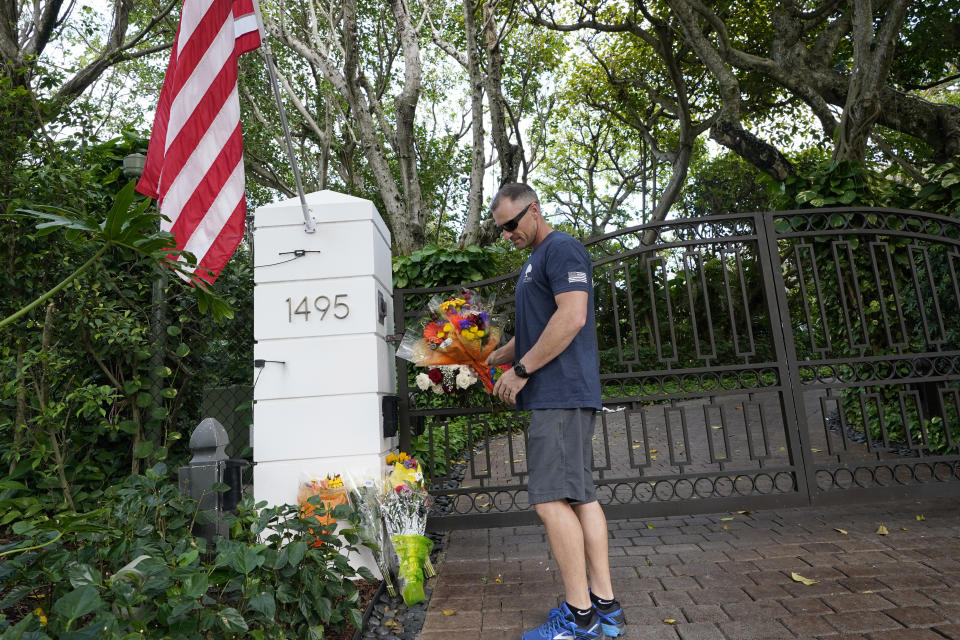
252;0;316;234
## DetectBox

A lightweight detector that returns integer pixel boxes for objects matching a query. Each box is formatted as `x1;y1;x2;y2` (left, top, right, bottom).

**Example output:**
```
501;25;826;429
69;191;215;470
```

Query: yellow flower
34;608;47;626
440;298;466;312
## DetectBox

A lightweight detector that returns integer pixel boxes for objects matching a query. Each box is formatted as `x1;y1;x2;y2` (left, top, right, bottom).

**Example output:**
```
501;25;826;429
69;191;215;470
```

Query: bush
0;465;372;639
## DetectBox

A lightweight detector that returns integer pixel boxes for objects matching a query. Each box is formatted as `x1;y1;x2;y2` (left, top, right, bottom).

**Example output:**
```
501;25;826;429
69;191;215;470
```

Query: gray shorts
526;408;597;505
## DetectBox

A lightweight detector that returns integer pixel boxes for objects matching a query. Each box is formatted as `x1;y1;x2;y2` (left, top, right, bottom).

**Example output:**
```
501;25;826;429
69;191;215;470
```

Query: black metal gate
394;208;960;529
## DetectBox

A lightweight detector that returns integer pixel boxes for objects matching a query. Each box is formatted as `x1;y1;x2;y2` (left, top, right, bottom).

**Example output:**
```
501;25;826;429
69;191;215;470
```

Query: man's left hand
493;368;528;405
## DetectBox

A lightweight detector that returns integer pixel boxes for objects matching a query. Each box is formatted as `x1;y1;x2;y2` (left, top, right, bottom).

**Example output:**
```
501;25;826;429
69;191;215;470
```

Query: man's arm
487;337;515;367
492;290;588;404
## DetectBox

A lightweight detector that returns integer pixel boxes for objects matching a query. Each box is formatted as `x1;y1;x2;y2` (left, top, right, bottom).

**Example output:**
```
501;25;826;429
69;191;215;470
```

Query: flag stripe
177;0;217;56
165;12;235;154
166;119;243;237
160;63;239;212
182;157;246;259
137;0;261;284
194;198;247;284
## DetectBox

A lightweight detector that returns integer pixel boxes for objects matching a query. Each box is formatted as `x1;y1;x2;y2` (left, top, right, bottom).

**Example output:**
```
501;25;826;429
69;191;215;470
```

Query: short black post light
179;418;231;541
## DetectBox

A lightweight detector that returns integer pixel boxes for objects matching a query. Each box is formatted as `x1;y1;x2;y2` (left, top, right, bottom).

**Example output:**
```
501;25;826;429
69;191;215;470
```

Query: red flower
427;368;443;383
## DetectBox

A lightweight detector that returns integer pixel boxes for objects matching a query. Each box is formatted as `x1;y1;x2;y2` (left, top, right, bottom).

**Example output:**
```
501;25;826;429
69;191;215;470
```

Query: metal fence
395;208;960;529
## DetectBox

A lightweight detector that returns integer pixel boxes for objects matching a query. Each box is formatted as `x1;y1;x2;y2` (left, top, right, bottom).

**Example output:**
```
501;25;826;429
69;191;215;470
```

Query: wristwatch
513;362;530;378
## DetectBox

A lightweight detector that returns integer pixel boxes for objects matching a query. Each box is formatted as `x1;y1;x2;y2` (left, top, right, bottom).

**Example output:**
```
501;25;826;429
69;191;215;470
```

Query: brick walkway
418;496;960;639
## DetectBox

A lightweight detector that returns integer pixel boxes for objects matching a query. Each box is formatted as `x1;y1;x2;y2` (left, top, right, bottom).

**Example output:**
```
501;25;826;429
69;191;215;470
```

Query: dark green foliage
0;465;371;639
391;244;505;289
0;132;252;516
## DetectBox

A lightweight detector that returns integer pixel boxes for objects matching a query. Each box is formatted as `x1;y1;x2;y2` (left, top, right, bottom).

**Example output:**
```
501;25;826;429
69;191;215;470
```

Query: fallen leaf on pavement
916;515;925;521
442;610;456;616
876;525;889;535
791;572;819;586
834;528;848;535
663;619;676;624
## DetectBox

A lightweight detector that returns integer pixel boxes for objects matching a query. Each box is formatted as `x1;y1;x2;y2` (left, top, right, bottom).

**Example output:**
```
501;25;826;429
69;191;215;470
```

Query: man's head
490;183;548;250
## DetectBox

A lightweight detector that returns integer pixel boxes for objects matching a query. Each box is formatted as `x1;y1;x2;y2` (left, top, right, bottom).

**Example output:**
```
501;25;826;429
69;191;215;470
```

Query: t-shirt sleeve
547;237;593;295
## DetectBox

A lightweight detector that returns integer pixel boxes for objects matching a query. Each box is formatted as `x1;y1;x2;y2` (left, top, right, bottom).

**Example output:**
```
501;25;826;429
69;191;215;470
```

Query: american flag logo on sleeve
568;271;588;284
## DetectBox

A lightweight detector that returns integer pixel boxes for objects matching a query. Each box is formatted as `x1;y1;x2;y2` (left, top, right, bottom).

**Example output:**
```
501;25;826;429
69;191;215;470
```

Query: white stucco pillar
251;190;396;531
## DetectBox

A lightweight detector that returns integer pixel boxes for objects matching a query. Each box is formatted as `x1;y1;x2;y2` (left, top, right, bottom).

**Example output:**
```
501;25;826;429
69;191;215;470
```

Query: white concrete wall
252;191;396;573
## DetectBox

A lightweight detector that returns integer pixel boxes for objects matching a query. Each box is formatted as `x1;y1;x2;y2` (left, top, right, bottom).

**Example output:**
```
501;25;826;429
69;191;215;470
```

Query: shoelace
539;614;579;638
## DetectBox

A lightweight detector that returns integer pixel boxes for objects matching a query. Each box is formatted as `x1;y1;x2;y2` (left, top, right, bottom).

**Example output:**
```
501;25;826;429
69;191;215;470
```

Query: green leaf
175;343;190;358
181;573;208;599
286;541;307;567
133;441;154;459
217;607;248;633
135;392;153;408
67;563;101;588
247;589;276;620
231;547;265;575
0;584;33;610
166;325;182;336
838;190;857;204
315;596;332;621
118;420;138;435
53;585;102;622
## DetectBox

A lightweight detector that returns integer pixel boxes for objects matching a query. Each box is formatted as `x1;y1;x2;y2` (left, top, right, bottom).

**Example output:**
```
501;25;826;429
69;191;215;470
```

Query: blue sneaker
548;600;626;638
523;602;603;640
594;602;625;637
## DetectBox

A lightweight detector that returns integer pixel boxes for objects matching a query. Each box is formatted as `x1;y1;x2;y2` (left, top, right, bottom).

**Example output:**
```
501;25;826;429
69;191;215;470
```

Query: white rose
431;384;444;394
415;373;431;390
456;369;476;389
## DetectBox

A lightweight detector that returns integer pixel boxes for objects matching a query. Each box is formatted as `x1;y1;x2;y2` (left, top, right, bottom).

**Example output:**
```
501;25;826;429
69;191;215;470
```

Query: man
485;183;626;640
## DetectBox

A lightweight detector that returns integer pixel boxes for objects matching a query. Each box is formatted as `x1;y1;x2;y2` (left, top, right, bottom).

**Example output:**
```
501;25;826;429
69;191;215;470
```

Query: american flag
137;0;262;284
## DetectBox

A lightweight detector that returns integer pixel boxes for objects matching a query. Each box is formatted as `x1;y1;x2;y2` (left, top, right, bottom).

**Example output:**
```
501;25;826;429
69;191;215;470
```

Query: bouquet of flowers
415;364;482;394
347;474;398;597
297;474;349;547
380;453;435;605
396;289;502;392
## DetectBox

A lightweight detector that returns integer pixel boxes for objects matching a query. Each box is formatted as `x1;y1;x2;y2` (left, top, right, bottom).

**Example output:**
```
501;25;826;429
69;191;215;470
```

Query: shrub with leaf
0;465;372;639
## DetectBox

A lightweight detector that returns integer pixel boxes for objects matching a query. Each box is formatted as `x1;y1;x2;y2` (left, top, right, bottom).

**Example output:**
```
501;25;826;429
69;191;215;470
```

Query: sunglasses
496;201;533;233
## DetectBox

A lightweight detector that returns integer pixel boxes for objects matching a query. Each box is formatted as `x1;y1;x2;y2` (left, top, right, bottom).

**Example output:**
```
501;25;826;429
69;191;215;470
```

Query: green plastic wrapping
391;534;434;605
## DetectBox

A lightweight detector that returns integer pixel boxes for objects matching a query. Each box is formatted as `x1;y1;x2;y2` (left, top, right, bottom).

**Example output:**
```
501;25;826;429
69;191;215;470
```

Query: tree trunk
458;0;487;247
388;0;426;253
483;0;522;185
832;0;910;163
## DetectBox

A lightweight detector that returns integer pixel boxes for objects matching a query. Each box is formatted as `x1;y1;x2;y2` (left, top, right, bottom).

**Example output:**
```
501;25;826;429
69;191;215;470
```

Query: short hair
490;183;539;215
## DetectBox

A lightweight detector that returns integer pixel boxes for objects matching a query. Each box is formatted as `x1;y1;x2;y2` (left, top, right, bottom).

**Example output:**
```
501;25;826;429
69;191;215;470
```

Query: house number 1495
286;295;350;322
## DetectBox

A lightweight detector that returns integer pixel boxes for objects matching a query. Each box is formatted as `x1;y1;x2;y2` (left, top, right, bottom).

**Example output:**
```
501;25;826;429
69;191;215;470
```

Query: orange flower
423;321;443;344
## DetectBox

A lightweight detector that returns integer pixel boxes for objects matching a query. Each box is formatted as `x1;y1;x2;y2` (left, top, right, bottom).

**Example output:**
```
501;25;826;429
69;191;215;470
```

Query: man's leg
573;500;613;600
535;499;591;610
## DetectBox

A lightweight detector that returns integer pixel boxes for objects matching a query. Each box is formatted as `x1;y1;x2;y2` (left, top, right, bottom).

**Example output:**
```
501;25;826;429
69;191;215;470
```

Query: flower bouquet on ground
380;453;435;605
297;474;349;547
396;288;502;392
347;473;398;597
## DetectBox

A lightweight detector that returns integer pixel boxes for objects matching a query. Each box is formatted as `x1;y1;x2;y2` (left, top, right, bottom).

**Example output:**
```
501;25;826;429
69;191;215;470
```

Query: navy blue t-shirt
514;231;601;410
